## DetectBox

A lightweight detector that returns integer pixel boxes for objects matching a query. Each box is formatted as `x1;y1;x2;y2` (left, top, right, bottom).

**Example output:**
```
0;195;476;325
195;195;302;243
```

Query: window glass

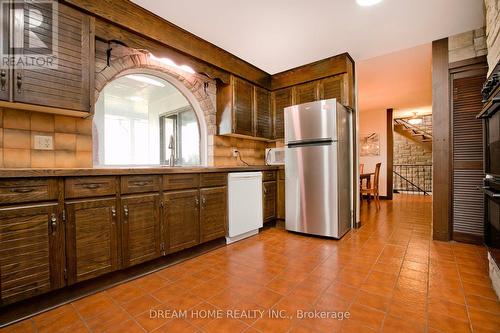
94;74;200;166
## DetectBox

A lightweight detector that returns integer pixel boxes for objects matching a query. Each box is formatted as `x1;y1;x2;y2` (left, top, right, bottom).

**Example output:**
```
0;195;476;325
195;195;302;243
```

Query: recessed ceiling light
356;0;383;7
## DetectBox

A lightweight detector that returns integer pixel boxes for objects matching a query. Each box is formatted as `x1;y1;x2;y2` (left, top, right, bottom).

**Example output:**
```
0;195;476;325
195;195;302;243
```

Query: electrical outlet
34;135;54;150
231;147;239;157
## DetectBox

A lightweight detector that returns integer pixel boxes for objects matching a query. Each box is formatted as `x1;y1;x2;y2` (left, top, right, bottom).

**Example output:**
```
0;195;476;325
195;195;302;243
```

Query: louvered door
272;87;293;139
451;67;487;241
200;187;227;242
13;2;92;112
255;86;272;139
320;74;347;105
233;76;254;136
65;198;119;284
0;203;64;305
164;190;200;253
294;81;319;105
121;194;161;267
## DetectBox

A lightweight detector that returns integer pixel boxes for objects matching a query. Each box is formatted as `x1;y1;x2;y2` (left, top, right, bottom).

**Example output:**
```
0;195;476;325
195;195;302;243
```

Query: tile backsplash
0;108;93;168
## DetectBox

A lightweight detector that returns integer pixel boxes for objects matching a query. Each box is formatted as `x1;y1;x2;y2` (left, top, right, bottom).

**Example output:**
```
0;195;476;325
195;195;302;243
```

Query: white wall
359;109;388;197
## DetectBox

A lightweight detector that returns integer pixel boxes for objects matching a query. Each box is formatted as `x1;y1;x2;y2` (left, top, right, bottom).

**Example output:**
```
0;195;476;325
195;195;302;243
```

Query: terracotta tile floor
2;194;500;333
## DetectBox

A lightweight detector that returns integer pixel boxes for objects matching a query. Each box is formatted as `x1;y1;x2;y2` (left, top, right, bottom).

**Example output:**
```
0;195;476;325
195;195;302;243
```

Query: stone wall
486;0;500;74
448;27;487;63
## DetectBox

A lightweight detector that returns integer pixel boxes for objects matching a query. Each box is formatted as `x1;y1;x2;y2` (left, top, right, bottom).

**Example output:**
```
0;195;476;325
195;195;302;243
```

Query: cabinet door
294;81;319;105
200;187;227;243
255;87;272;139
320;74;347;105
272;87;293;139
277;170;285;220
164;190;200;253
121;194;161;267
233;76;254;136
263;181;277;222
65;198;119;284
0;203;64;305
13;2;92;112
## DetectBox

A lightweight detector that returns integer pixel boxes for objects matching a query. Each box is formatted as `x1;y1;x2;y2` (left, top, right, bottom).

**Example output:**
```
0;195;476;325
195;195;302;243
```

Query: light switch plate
34;135;54;150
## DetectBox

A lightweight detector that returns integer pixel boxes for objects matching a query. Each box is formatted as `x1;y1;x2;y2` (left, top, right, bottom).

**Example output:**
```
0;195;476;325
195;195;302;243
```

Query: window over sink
94;73;201;166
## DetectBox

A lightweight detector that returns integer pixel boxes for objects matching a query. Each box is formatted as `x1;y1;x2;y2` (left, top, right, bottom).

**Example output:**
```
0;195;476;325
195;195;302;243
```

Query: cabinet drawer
121;175;160;194
200;173;227;187
65;177;116;198
163;174;200;190
262;170;276;182
0;179;58;204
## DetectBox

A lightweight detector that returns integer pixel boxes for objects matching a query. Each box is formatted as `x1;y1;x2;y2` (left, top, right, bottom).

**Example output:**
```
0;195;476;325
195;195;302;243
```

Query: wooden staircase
394;118;432;148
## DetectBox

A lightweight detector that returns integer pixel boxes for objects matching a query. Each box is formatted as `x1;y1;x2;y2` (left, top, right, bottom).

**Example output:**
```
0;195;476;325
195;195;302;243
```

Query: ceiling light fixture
126;74;165;87
149;54;196;74
356;0;383;7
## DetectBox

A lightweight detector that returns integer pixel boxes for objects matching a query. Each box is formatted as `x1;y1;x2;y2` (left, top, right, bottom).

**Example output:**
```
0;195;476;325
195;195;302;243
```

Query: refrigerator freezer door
284;99;338;144
285;142;344;238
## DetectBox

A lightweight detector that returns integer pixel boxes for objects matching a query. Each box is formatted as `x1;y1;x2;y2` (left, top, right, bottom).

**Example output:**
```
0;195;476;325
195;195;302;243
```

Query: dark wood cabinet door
320;74;347;105
272;87;293;139
233;76;254;136
13;2;92;112
294;81;319;105
0;203;64;305
164;190;200;253
277;170;285;220
200;187;227;243
121;194;161;267
65;198;119;284
255;87;272;139
263;181;277;222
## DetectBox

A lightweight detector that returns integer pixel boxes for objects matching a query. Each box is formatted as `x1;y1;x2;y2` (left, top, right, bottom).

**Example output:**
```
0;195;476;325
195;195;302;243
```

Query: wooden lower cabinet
200;187;227;242
0;203;64;305
277;170;285;220
164;190;200;253
263;181;277;222
121;194;162;267
65;198;119;284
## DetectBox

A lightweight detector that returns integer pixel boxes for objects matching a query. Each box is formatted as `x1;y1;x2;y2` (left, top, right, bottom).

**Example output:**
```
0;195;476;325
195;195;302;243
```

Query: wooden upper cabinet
320;74;348;105
294;81;319;105
12;2;92;112
272;87;293;139
0;203;64;305
255;86;272;139
163;190;200;253
233;76;254;136
200;186;227;243
65;198;119;284
121;194;162;267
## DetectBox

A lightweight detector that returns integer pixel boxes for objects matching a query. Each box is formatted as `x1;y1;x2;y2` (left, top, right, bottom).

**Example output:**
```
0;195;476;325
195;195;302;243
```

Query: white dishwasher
227;172;263;244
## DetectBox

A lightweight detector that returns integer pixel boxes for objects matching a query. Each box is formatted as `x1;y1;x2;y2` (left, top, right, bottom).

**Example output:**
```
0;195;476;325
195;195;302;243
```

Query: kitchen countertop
0;165;283;178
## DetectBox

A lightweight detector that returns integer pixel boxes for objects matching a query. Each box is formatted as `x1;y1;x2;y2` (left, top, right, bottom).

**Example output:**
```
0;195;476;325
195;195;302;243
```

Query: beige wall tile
55;151;77;168
76;118;93;135
31;112;55;132
76;134;92;152
3;129;31;149
54;133;76;151
76;151;92;168
3;109;30;130
4;149;30;168
54;115;76;133
31;150;55;168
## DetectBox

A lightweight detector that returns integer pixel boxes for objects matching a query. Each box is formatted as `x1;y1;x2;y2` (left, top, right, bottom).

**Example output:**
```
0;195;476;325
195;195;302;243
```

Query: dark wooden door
200;187;227;242
121;194;161;267
233;76;254;136
263;181;277;222
0;203;64;305
451;66;487;242
294;81;319;105
13;2;92;112
255;86;272;139
272;87;293;139
65;198;119;284
320;74;346;105
164;190;200;253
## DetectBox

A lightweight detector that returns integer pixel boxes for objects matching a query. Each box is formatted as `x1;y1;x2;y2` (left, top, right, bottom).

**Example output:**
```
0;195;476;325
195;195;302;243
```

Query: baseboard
452;231;484;245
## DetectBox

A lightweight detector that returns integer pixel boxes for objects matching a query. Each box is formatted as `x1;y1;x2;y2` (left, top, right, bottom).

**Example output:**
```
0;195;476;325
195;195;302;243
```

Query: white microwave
265;148;285;165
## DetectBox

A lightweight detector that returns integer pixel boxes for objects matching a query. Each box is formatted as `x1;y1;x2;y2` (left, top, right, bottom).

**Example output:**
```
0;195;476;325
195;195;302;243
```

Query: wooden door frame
387;108;394;200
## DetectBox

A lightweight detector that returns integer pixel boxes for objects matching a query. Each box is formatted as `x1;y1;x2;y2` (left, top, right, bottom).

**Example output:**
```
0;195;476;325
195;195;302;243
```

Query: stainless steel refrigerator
285;98;353;239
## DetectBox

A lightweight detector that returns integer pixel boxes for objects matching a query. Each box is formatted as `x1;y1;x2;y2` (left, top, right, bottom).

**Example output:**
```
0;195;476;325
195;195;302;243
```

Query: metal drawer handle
50;213;57;234
82;183;100;189
11;187;34;193
16;73;22;93
132;181;148;186
0;70;6;91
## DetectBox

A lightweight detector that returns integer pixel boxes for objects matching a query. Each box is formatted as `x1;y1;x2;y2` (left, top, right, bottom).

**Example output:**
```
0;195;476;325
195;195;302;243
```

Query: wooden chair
361;163;381;209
